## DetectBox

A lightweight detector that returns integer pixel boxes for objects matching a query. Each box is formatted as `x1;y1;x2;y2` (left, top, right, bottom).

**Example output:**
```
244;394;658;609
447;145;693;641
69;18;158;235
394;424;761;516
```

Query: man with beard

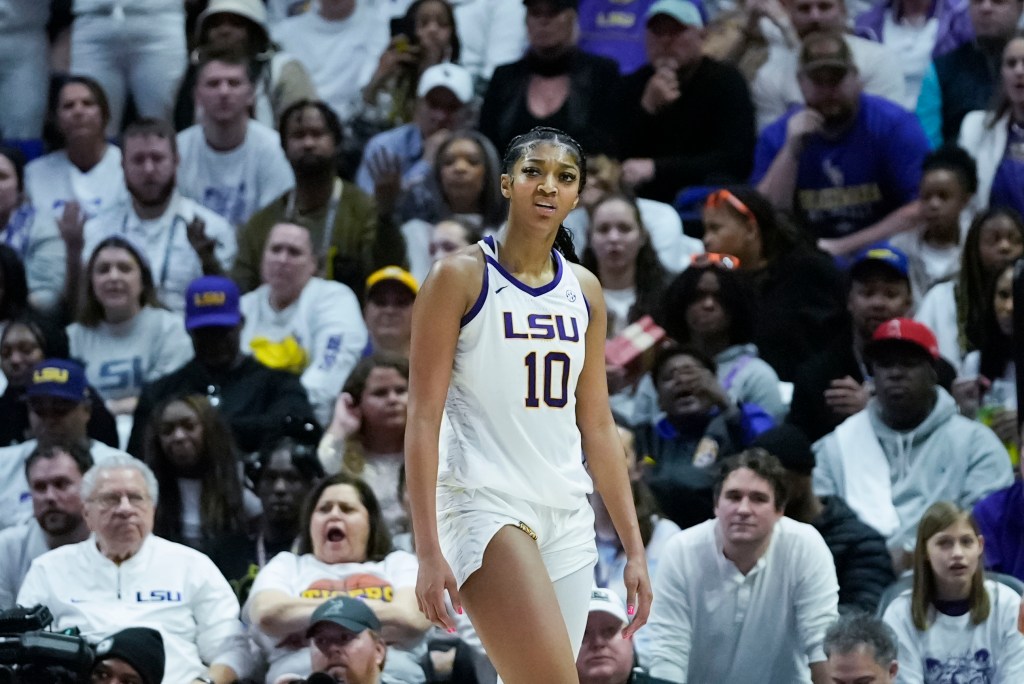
0;442;93;608
234;99;403;294
80;118;237;311
753;30;931;257
813;318;1013;568
751;0;906;130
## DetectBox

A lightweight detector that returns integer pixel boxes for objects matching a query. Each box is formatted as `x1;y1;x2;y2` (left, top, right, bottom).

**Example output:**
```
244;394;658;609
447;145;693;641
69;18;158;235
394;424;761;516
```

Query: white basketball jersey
438;237;594;506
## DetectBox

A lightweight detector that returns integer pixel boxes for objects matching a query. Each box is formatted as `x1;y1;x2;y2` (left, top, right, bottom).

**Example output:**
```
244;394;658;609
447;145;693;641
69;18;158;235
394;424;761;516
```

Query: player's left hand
621;555;653;639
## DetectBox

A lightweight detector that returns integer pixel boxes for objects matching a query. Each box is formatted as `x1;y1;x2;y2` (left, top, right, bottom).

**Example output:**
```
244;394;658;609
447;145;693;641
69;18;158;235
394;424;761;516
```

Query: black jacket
479;48;621;157
813;495;896;615
616;57;756;203
788;331;863;442
745;247;848;382
0;384;119;448
127;355;317;455
634;410;748;530
934;40;1001;143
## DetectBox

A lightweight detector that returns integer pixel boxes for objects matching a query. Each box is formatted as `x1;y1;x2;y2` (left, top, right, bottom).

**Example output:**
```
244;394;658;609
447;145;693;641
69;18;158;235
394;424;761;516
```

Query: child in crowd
959;264;1019;462
883;501;1024;682
891;146;977;304
915;207;1024;369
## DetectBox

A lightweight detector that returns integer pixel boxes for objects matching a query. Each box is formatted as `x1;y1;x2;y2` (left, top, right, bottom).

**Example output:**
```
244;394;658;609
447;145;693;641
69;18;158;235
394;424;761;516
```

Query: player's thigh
460;525;579;684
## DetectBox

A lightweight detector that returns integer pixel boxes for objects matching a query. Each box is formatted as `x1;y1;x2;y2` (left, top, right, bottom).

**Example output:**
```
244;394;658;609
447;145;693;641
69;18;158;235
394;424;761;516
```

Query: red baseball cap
867;318;940;360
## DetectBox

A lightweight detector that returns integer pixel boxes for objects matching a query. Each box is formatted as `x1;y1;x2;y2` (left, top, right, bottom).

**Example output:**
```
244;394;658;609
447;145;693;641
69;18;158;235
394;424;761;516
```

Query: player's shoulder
567;260;600;294
417;244;487;318
426;243;486;290
566;261;604;314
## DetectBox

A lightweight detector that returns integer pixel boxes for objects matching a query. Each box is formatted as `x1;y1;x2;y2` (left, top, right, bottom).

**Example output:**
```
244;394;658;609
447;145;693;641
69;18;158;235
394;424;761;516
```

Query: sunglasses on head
690;252;741;270
704;189;755;223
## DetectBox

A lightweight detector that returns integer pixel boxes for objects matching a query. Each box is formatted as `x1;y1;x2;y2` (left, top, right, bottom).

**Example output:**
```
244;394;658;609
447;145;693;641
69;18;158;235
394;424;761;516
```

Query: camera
0;605;93;683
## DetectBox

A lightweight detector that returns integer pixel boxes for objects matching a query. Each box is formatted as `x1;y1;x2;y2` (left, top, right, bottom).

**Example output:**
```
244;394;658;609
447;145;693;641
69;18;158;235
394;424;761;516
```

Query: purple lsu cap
27;359;88;402
185;276;241;331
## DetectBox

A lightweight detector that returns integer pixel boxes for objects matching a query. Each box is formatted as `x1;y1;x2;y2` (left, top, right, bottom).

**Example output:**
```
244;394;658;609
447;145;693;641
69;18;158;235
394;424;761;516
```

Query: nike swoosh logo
495;285;509;294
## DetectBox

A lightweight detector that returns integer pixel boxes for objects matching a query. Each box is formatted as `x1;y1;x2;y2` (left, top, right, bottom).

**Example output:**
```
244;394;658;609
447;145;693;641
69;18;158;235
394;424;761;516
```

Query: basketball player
405;127;653;684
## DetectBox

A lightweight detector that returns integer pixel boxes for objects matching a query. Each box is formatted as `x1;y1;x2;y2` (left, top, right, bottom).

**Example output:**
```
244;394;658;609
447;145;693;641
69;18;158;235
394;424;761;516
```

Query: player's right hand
416;549;462;633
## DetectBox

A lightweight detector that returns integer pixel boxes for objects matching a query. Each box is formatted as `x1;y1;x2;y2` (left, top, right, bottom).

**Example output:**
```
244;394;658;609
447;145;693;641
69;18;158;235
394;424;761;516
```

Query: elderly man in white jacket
17;455;253;684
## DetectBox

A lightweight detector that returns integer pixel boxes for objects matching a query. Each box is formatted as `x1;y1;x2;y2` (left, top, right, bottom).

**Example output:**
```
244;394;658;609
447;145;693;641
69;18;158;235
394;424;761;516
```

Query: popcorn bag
605;315;667;374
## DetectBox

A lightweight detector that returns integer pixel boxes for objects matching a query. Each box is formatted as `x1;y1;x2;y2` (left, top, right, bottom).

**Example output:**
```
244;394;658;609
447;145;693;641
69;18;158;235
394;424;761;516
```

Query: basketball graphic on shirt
300;573;394;601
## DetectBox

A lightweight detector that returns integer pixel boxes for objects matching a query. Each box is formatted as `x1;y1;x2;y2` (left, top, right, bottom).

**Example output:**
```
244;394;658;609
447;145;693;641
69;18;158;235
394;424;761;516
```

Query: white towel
834;411;900;539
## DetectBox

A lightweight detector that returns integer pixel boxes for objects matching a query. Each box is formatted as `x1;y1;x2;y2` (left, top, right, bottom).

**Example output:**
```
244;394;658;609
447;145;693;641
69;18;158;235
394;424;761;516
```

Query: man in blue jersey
753;30;930;257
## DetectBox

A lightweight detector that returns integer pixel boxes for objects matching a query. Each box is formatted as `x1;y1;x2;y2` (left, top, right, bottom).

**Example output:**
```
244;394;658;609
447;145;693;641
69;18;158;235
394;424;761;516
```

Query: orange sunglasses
704;188;755;223
690;252;741;270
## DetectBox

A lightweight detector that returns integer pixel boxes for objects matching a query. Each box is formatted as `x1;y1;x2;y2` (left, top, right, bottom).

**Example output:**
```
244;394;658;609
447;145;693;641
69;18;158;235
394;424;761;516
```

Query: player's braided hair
502;126;586;264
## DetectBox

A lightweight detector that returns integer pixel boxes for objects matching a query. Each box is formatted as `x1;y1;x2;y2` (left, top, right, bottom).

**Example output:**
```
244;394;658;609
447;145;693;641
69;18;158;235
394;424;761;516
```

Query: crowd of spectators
4;0;1024;682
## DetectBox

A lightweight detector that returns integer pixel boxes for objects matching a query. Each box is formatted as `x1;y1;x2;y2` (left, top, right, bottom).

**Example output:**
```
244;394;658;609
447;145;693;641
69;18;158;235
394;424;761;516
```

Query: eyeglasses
690;252;741;270
89;491;151;510
704;189;755;223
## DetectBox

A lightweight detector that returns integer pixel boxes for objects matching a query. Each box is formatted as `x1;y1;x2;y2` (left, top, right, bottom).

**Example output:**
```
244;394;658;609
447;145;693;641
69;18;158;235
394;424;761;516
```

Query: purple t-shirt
751;94;929;240
973;480;1024;581
577;0;707;75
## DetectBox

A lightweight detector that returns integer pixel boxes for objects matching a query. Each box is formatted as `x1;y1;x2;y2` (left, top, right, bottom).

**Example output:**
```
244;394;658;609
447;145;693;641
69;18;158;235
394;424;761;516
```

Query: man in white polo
646;449;838;683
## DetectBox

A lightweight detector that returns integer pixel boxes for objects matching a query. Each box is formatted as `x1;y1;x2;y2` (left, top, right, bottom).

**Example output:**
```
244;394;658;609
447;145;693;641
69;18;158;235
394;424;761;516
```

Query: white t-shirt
240;277;367;426
176;122;295;226
83;192;238;311
563;198;702;275
361;450;407;536
271;5;389;123
890;229;961;306
602;286;636;339
245;550;421;683
881;12;939;107
450;0;527;84
0;519;48;609
400;218;434;285
67;306;193;402
915;280;962;371
177;478;263;547
24;145;127;225
883;581;1024;683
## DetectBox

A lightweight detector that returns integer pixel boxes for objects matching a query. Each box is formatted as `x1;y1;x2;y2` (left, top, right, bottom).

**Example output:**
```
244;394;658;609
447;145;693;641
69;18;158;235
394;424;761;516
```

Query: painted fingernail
627;605;636;616
457;607;463;615
448;628;456;634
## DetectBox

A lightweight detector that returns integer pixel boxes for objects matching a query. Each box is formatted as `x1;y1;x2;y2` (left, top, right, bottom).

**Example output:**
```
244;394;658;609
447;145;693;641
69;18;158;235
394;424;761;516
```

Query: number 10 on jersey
524;351;570;408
